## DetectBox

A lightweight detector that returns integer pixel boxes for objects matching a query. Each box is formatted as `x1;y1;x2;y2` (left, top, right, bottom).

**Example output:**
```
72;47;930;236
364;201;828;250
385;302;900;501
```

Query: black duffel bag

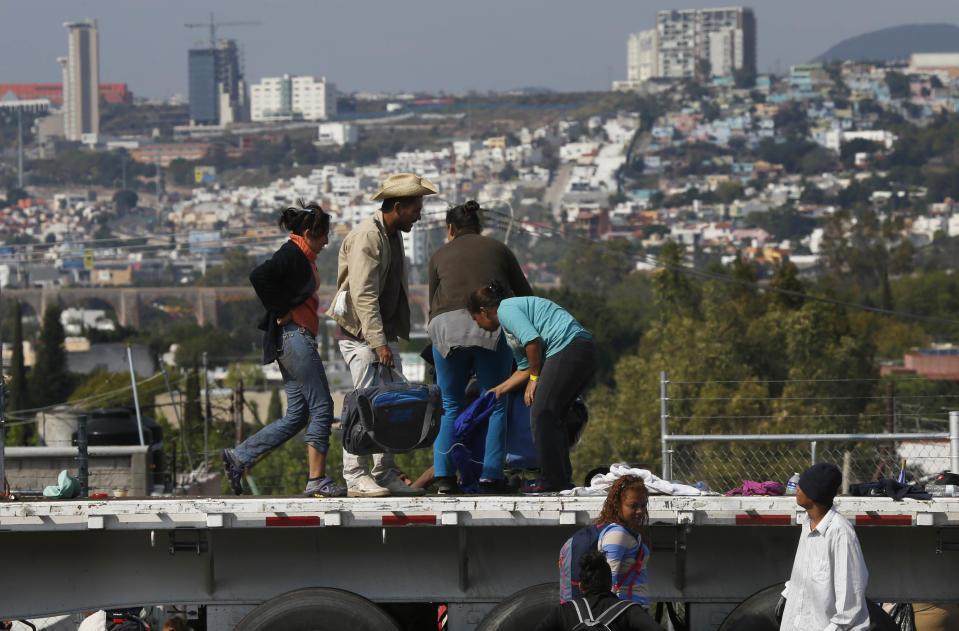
342;364;442;456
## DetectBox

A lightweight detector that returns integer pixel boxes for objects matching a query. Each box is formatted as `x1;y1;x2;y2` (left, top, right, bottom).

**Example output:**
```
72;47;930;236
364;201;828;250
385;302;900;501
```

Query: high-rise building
62;18;99;142
188;39;248;126
250;75;337;122
625;6;756;83
627;29;660;83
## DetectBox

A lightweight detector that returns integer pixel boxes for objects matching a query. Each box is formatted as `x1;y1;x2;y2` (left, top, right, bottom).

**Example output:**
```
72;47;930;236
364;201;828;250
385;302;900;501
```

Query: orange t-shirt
288;234;320;336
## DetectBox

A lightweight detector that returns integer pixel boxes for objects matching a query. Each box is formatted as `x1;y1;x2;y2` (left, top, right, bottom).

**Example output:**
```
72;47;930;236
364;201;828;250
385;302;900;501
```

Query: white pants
339;339;404;486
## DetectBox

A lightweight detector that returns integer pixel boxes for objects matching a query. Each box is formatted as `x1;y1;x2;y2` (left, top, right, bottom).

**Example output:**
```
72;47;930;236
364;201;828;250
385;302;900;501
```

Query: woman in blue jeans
427;200;533;494
222;200;345;497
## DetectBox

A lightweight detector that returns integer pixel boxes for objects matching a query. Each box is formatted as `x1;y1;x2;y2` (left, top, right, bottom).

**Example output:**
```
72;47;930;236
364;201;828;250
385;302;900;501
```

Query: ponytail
466;279;510;313
278;197;331;237
446;199;482;236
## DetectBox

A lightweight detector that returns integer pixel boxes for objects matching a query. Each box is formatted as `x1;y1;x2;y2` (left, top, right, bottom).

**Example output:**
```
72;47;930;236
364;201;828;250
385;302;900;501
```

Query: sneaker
304;477;346;497
435;476;461;495
479;478;515;495
347;474;390;498
379;474;426;496
222;448;245;495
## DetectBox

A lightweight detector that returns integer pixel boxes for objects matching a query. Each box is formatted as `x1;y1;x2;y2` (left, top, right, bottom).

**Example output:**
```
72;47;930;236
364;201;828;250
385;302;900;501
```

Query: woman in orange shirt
223;200;345;497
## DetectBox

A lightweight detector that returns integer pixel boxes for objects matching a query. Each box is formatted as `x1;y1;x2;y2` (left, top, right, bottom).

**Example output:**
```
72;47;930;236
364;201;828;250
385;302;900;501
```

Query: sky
1;1;957;99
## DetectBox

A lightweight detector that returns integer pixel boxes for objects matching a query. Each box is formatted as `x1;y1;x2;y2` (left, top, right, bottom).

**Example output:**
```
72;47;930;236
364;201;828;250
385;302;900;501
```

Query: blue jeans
432;335;512;480
234;323;334;468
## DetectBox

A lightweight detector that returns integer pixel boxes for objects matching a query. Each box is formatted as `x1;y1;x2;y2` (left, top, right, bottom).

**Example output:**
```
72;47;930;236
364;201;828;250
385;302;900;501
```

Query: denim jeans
234;323;334;468
432;335;513;480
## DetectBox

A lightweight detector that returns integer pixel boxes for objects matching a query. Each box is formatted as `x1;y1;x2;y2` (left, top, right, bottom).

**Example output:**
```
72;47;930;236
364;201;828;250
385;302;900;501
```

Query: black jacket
534;593;664;631
250;240;317;364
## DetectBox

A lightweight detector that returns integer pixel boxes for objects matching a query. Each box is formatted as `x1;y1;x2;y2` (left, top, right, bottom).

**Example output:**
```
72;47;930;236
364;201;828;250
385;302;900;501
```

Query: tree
716;180;745;204
497;163;518;182
884;71;911;99
7;301;28;414
800;147;836;175
840;139;883;169
29;305;71;408
167;159;195;187
651;240;700;319
184;362;202;432
267;387;283;423
5;301;31;445
733;67;757;89
800;184;825;205
3;187;29;208
557;240;634;298
196;249;259;286
746;205;815;242
112;189;139;212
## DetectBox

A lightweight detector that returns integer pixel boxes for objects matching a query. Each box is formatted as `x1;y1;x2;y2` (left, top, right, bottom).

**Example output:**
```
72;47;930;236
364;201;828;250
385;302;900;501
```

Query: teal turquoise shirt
496;297;591;370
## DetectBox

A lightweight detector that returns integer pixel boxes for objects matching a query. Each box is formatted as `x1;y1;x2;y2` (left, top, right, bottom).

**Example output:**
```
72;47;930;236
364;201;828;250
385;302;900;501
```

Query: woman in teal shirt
468;280;597;493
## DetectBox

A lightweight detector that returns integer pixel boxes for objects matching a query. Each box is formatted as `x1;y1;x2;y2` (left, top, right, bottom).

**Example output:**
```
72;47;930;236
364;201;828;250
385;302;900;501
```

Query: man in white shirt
779;462;871;631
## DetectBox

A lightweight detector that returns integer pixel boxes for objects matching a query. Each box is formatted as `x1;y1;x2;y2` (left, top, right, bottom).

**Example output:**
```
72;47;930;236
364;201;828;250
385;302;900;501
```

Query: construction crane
184;12;260;48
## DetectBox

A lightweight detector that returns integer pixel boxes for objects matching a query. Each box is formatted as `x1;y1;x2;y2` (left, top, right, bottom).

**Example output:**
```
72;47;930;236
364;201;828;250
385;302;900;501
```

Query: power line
477;207;959;329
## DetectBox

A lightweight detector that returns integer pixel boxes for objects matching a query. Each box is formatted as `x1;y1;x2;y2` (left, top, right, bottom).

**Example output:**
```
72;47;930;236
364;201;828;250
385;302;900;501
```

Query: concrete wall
3;446;151;496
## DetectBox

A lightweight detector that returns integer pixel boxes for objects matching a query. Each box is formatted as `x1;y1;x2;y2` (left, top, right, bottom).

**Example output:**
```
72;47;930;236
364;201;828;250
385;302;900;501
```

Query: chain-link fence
668;437;954;493
660;372;959;493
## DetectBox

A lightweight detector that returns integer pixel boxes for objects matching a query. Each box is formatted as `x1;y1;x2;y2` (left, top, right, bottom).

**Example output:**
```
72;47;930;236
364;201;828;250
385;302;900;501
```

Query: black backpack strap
570;599;593;624
595;600;634;626
416;386;439;445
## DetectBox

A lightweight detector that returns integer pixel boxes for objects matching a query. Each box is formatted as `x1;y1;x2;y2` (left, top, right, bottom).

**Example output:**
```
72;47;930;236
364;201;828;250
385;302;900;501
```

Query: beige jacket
328;210;410;348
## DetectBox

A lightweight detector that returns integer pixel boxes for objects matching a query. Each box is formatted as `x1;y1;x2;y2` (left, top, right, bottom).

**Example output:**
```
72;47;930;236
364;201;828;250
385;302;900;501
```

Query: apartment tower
62;18;100;142
627;7;756;82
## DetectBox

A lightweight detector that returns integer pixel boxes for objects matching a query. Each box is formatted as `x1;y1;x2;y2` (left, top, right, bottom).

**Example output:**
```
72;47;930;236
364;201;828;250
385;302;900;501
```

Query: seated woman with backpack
560;476;652;611
539;550;663;630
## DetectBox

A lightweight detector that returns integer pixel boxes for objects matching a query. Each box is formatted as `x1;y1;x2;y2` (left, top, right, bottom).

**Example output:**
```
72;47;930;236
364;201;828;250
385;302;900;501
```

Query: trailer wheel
718;582;897;631
234;587;401;631
475;583;558;631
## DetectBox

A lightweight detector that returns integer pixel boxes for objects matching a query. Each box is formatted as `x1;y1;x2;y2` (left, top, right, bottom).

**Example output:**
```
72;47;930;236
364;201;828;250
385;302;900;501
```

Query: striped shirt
599;523;650;608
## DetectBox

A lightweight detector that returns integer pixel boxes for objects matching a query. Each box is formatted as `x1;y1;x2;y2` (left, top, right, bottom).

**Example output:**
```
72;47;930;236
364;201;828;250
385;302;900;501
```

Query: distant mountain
813;23;959;63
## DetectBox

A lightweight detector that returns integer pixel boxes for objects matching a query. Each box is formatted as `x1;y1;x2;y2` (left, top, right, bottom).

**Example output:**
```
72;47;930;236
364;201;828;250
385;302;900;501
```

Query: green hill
813;23;959;63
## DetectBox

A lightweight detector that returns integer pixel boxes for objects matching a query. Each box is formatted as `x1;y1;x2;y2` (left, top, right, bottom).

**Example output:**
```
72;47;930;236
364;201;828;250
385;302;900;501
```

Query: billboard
194;166;216;184
188;230;222;255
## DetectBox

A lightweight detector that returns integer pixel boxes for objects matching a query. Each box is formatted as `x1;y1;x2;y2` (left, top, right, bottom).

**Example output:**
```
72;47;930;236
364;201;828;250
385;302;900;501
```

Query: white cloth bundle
559;463;702;497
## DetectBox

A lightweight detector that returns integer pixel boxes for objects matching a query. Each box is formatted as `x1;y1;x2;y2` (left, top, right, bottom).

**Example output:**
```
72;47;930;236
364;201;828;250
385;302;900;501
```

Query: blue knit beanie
798;462;842;507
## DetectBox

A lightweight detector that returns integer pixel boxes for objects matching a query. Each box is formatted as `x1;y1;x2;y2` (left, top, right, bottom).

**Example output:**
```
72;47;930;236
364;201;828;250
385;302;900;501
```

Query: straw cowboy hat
370;173;439;201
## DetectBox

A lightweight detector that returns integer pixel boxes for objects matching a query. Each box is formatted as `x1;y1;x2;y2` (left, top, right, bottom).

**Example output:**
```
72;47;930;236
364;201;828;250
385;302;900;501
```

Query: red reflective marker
855;514;912;526
266;516;322;527
735;514;792;525
382;515;437;526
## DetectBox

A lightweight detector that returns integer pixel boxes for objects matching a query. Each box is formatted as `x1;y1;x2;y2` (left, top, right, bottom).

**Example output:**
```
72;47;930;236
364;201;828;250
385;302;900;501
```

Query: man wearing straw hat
329;173;437;497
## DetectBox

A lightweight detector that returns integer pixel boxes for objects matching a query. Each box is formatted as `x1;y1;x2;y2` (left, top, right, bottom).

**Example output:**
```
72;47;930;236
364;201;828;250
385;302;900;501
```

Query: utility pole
235;379;244;446
0;286;5;496
121;154;127;190
202;351;210;466
17;108;23;189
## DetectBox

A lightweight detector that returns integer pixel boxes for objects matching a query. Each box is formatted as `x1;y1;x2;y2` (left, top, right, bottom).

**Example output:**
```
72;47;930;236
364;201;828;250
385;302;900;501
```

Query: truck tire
234;587;401;631
475;583;558;631
719;583;897;631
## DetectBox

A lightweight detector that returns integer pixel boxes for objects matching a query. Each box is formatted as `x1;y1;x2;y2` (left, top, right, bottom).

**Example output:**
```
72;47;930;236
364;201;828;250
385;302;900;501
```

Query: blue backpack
559;522;646;603
559;522;612;602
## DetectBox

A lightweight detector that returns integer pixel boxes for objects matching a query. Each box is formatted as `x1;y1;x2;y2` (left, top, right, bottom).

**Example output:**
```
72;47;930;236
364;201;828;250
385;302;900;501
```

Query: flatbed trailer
2;495;958;630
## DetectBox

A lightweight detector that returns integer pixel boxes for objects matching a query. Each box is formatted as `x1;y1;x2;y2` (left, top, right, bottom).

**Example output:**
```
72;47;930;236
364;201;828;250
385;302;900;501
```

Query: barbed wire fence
659;371;959;492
